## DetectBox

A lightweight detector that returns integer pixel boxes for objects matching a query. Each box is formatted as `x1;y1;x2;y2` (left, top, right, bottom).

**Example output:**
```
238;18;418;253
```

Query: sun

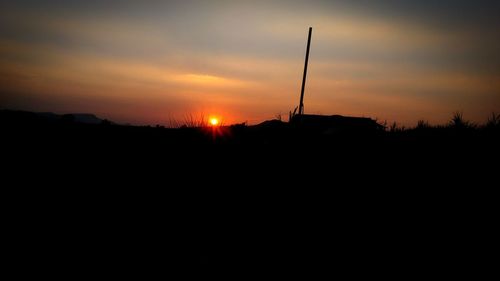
209;117;219;126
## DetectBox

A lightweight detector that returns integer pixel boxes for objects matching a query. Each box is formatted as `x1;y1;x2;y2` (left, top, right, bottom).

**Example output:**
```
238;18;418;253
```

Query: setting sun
209;117;219;126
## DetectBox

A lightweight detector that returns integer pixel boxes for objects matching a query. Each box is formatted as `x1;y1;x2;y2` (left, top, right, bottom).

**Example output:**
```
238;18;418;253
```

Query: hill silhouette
2;109;498;278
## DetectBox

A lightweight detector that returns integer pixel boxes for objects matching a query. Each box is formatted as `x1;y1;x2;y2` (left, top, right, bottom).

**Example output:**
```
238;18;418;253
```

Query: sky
1;0;499;126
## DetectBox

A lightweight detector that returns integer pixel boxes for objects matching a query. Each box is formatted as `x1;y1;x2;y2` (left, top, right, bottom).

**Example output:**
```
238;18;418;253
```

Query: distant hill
63;113;103;124
0;109;108;125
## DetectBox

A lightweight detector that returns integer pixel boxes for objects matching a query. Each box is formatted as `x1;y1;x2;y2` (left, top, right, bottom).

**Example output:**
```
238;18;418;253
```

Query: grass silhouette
2;108;498;279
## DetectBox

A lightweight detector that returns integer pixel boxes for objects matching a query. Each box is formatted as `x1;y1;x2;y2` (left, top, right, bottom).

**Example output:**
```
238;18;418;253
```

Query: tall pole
299;27;312;115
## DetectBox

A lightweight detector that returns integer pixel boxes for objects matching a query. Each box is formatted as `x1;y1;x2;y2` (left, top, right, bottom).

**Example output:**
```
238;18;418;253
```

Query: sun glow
209;117;219;126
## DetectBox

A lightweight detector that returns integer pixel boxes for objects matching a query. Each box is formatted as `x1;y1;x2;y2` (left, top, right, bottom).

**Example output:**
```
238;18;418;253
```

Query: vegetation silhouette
2;108;498;278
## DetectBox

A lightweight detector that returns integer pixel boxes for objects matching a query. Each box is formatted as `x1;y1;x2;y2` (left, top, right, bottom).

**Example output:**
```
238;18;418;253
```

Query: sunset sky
1;0;499;126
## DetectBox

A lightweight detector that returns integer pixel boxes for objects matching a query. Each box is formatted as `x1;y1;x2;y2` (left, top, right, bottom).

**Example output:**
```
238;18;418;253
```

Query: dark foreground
2;110;499;278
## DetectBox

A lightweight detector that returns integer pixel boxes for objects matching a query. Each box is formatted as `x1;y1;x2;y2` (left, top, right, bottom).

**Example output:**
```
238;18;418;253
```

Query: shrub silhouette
486;112;500;130
416;120;430;130
450;111;474;130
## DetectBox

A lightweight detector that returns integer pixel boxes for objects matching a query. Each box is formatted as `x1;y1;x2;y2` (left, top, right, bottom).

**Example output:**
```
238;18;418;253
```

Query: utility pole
299;27;312;115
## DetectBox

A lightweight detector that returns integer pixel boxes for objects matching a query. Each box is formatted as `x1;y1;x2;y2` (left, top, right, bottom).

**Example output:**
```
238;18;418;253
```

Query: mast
299;27;312;115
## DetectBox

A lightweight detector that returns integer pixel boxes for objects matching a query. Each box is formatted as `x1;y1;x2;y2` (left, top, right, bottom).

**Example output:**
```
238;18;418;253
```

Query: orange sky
1;1;499;126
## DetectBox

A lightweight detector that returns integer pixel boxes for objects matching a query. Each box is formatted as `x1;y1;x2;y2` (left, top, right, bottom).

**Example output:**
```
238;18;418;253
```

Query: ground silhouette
2;109;498;278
